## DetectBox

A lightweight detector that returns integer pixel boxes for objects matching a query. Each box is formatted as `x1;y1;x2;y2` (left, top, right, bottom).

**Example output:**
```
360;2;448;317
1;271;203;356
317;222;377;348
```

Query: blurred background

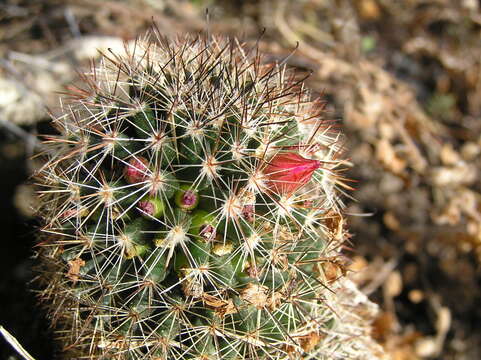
1;1;480;359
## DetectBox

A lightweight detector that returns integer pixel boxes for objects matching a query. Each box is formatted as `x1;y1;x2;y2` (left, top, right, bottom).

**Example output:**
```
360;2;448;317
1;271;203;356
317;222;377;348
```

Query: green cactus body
36;30;352;359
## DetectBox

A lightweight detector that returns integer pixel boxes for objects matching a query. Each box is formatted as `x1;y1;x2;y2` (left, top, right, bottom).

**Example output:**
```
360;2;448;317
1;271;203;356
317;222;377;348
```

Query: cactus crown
36;29;348;359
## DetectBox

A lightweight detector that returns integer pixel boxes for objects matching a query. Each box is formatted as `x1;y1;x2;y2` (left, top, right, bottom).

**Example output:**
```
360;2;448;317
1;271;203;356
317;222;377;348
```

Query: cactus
35;29;378;360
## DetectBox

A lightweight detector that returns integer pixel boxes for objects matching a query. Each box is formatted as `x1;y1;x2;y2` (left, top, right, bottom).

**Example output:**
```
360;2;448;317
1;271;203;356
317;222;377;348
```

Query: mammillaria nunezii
35;29;384;359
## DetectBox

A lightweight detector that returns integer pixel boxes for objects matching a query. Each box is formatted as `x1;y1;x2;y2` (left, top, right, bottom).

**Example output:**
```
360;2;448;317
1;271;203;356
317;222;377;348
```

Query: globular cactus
35;29;377;360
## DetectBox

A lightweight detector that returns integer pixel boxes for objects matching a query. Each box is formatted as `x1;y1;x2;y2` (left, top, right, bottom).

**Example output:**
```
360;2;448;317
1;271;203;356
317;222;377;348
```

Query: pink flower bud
264;152;320;194
137;196;165;218
138;200;155;216
182;191;197;206
123;157;149;184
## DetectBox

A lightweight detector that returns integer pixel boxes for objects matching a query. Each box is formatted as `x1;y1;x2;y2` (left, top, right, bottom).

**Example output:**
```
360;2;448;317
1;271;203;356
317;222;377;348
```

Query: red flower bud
264;152;320;194
123;157;149;184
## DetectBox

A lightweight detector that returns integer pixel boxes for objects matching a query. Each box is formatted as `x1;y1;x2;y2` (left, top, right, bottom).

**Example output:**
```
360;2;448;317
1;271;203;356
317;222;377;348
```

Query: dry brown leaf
66;258;85;283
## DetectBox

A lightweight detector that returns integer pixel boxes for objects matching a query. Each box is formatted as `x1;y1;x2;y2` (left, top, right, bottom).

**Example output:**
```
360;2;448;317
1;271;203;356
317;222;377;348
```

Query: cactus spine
36;29;358;360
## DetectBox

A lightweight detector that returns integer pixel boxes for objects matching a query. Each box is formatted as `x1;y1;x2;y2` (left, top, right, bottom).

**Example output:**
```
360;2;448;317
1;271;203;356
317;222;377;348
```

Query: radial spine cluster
36;29;352;360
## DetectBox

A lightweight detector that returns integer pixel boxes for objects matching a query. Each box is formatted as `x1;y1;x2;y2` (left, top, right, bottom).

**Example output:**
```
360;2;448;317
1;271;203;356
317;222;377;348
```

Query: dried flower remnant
123;156;149;184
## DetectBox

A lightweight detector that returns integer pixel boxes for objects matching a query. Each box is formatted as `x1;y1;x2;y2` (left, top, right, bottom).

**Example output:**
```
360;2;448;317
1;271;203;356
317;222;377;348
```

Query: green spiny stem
34;30;360;360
